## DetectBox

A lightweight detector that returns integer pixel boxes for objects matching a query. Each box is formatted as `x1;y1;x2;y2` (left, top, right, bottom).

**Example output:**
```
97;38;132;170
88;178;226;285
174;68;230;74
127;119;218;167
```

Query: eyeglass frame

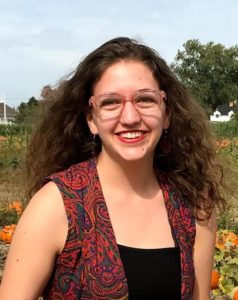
88;89;167;120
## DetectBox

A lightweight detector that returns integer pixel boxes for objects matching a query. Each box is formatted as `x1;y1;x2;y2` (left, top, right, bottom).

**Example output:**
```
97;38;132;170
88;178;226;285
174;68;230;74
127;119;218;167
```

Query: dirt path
0;241;10;282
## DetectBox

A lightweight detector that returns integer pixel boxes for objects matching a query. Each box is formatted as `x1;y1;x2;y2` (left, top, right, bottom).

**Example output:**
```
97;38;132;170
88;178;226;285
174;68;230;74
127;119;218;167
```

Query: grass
0;167;26;204
0;167;26;226
217;156;238;233
0;134;28;217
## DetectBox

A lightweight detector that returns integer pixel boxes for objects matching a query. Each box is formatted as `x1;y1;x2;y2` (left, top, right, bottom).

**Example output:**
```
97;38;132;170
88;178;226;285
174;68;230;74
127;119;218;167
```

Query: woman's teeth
119;132;143;139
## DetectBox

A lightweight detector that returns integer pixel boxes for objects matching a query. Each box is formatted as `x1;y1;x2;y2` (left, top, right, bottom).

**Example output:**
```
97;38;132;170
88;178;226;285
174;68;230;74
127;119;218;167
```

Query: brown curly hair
26;37;226;219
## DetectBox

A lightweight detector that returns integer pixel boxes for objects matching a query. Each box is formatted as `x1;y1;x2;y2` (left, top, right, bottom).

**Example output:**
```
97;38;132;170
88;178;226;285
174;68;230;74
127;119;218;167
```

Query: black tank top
118;244;181;300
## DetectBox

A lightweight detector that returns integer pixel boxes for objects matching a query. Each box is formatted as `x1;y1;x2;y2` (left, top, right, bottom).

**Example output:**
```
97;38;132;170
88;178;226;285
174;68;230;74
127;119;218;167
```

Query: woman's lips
116;131;146;143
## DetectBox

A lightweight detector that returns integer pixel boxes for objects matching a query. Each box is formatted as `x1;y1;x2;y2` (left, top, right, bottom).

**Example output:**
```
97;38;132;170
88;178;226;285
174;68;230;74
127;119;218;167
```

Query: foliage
15;96;40;127
0;135;27;168
0;202;23;243
218;209;238;234
0;201;23;227
214;138;238;161
171;40;238;110
0;124;28;136
212;230;238;299
231;113;238;123
212;121;238;138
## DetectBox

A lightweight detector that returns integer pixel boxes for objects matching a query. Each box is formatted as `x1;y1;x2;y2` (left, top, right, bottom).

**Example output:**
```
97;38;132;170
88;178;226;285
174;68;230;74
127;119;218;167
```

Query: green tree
171;40;238;110
231;111;238;122
15;96;39;125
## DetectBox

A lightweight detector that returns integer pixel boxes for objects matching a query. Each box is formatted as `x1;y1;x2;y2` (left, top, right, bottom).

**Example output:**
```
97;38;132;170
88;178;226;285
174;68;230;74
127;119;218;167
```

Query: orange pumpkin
216;230;238;248
210;269;219;290
8;201;23;215
0;230;12;243
234;289;238;300
0;224;16;243
226;232;238;246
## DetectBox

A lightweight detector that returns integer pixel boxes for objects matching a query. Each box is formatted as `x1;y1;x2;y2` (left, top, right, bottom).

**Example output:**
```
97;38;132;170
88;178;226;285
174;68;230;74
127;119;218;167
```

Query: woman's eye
136;96;156;104
100;98;121;108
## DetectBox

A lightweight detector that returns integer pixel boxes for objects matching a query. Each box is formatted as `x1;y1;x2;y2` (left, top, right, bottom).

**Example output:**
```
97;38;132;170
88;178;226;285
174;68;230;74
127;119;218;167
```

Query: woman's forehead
93;60;160;95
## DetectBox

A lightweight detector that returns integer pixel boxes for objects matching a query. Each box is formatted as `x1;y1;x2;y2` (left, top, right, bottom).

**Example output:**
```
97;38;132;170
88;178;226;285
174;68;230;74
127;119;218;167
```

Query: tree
15;97;39;125
171;40;238;110
40;85;55;101
40;83;66;102
231;112;238;122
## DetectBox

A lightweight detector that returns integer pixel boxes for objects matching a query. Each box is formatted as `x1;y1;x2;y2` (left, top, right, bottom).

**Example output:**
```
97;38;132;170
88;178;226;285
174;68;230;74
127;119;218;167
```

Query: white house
210;101;238;122
0;103;17;124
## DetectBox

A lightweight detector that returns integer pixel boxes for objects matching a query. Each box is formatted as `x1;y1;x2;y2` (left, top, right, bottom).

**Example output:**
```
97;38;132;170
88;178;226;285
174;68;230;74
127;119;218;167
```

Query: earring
91;134;97;158
91;134;101;157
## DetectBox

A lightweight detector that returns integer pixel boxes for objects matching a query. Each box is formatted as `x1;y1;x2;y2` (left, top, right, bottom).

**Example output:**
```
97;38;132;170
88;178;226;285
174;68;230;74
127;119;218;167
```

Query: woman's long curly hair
26;37;226;219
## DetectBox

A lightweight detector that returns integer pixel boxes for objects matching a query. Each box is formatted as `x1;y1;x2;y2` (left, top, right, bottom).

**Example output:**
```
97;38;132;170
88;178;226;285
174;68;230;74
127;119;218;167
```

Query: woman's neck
96;151;159;198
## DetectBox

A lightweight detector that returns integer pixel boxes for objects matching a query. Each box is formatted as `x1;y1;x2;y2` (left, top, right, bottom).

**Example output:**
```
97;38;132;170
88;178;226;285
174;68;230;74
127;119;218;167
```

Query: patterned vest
42;159;195;300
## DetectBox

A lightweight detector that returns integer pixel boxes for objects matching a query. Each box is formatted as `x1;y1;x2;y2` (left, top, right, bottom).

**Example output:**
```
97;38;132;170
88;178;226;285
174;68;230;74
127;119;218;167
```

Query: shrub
212;230;238;299
212;121;238;138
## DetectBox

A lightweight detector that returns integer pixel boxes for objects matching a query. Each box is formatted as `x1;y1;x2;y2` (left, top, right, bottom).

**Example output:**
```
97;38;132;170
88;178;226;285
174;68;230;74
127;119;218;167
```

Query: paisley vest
42;158;195;300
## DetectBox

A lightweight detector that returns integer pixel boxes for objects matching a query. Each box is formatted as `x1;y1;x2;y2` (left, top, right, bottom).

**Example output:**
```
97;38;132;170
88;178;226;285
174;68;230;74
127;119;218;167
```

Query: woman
0;37;225;300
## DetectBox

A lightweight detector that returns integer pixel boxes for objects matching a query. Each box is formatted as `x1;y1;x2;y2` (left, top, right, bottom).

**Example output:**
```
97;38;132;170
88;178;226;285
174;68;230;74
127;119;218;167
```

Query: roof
216;103;238;115
0;103;17;116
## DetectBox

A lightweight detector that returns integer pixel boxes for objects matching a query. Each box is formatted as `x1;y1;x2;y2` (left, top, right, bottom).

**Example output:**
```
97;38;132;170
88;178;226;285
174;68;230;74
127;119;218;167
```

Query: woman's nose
119;101;141;125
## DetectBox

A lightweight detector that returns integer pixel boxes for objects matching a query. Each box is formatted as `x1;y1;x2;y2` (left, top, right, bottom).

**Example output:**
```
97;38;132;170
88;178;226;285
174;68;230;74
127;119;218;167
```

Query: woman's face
87;60;170;164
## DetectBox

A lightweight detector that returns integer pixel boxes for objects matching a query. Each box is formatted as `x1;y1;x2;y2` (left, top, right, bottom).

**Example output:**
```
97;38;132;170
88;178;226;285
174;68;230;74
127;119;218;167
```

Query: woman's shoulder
47;158;96;189
50;158;95;178
12;181;68;256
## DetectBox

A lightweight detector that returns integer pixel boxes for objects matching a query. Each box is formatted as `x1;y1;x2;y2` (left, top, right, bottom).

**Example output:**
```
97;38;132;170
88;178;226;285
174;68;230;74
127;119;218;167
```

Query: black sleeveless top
118;244;181;300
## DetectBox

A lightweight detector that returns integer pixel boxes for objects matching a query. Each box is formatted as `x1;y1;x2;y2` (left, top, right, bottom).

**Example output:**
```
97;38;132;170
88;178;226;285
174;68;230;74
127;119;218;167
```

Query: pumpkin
0;224;16;243
233;288;238;300
8;201;23;215
216;230;238;249
210;269;219;290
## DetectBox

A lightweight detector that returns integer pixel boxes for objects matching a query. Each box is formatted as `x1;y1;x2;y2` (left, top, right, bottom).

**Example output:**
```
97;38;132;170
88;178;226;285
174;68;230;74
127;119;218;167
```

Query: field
0;132;238;299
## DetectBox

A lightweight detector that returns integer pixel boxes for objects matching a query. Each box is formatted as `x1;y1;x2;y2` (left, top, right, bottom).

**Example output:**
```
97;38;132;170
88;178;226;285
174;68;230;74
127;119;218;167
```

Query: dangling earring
91;134;97;158
91;134;101;158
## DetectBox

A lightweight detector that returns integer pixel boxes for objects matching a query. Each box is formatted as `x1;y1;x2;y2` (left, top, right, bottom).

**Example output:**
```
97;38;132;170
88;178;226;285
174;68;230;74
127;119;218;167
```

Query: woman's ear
86;112;99;135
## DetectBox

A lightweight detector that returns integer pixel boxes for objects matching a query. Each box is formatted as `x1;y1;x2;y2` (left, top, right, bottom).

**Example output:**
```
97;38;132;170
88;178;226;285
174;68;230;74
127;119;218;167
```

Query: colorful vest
42;159;195;300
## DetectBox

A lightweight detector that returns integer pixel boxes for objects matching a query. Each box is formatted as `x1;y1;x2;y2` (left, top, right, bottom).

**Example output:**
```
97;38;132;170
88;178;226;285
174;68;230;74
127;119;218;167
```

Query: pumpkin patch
0;224;16;244
0;201;23;243
211;230;238;299
7;201;23;215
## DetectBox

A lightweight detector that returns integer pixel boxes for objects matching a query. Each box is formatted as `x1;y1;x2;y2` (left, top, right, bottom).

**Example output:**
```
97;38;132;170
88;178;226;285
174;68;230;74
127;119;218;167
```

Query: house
210;100;238;122
0;103;17;124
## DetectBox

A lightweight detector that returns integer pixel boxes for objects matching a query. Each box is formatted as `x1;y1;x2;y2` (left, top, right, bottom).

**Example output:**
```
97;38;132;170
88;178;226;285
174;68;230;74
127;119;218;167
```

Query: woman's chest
104;192;176;248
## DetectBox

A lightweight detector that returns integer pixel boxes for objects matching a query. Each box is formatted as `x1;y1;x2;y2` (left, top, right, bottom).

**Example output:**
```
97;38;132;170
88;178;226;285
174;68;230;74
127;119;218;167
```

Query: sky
0;0;237;108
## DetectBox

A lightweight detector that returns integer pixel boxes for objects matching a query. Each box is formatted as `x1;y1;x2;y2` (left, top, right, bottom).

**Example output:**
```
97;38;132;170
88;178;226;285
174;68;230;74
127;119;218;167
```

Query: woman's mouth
116;131;146;143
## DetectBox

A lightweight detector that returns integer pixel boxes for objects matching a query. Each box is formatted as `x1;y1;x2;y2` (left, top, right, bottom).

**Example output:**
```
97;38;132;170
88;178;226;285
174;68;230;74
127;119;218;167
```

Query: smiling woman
87;60;169;163
0;37;225;300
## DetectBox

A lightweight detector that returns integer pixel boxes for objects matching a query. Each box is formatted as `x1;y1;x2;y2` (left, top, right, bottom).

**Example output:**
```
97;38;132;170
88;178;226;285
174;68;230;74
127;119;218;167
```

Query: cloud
0;0;238;107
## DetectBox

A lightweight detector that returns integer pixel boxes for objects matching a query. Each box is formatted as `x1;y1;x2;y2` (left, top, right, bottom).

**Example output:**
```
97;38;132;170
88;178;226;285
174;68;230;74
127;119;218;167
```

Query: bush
0;124;29;136
211;121;238;138
0;135;27;168
212;230;238;299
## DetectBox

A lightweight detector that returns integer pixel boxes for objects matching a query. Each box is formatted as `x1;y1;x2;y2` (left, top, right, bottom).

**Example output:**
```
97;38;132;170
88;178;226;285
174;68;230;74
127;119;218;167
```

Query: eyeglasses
89;89;167;120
